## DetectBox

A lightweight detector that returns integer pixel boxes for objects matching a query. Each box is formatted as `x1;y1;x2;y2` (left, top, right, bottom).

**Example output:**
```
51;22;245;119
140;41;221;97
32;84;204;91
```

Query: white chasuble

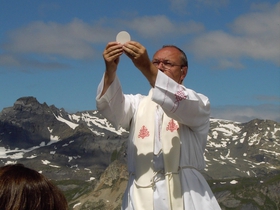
133;90;183;210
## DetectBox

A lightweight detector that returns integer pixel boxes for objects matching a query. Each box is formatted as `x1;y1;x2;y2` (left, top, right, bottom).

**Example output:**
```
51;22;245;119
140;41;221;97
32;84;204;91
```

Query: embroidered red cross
175;90;187;103
138;125;150;139
166;119;179;132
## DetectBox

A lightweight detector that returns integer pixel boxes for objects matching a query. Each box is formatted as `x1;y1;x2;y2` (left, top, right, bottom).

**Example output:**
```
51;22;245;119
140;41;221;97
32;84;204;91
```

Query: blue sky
0;0;279;122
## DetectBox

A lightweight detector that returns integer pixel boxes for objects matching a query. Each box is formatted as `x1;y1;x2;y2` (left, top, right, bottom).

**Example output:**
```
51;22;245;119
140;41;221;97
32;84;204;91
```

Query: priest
96;40;221;210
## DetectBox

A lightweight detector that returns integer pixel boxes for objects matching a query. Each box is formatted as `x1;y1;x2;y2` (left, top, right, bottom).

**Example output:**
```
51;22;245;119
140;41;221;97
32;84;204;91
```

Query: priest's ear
180;66;188;84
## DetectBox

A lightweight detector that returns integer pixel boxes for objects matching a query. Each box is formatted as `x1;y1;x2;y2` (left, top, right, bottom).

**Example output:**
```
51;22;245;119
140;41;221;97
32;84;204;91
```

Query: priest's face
152;47;187;84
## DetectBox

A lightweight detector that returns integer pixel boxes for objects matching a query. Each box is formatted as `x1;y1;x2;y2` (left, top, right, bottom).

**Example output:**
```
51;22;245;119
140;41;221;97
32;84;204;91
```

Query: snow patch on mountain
69;112;128;135
54;113;79;129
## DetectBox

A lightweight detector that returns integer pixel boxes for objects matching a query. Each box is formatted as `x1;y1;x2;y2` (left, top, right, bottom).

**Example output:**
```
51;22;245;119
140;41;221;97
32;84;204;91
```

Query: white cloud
168;0;229;14
254;95;280;102
1;15;205;70
38;2;60;16
189;2;280;69
0;54;21;67
1;2;279;71
123;16;204;39
3;18;115;60
169;0;189;14
211;104;280;123
0;53;69;70
196;0;229;8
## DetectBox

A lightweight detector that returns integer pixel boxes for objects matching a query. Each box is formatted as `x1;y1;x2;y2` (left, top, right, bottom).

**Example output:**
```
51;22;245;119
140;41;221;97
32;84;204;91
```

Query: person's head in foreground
0;164;68;210
152;45;188;84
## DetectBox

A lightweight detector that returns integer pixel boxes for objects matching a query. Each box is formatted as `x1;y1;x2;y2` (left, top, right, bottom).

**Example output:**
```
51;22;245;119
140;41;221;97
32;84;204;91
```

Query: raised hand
103;42;123;73
123;41;157;87
100;42;123;97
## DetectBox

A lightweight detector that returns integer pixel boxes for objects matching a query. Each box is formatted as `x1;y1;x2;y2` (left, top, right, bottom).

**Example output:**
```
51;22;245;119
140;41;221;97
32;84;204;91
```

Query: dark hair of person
162;45;188;67
0;164;68;210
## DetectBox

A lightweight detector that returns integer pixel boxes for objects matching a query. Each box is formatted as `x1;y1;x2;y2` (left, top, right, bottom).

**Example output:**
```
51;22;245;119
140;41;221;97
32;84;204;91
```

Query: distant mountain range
1;97;279;209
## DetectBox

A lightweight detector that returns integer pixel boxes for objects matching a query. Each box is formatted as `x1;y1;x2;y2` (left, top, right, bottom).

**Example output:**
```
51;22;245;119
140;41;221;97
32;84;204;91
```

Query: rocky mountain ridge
0;97;279;209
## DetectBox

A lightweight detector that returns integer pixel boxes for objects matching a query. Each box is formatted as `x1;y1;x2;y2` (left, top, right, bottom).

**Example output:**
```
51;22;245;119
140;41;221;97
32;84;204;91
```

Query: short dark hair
162;45;188;67
0;164;68;210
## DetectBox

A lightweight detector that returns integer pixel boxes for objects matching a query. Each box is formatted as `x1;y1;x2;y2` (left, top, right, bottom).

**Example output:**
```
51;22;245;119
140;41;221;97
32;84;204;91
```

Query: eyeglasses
152;59;183;70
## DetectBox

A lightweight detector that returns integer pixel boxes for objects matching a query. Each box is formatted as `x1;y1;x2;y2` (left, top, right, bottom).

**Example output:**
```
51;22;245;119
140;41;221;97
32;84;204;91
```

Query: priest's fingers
123;41;146;60
103;42;123;61
103;42;123;72
123;41;151;71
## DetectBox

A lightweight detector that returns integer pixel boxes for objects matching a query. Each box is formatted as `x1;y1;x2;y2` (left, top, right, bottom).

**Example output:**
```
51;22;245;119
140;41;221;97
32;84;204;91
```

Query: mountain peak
13;96;49;112
15;96;39;104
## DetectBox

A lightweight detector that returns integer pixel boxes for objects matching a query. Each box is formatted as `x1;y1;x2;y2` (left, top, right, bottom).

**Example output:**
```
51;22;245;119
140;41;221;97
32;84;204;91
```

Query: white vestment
96;70;221;210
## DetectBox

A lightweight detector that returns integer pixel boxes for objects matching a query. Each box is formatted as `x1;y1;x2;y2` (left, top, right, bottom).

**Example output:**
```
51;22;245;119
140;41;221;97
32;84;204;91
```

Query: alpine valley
0;97;279;210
